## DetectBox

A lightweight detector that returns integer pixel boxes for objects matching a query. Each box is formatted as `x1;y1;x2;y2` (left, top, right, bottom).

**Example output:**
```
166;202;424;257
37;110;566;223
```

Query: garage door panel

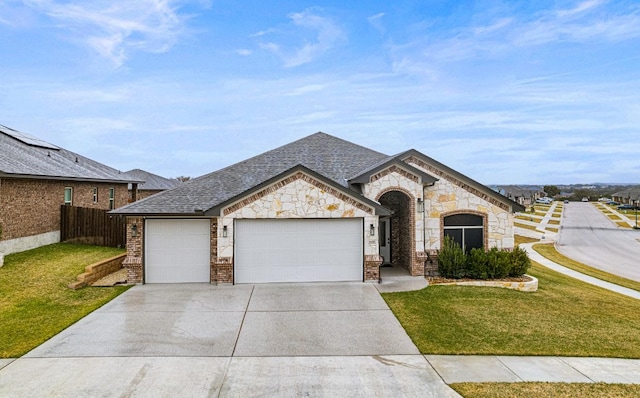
145;219;210;283
235;219;363;284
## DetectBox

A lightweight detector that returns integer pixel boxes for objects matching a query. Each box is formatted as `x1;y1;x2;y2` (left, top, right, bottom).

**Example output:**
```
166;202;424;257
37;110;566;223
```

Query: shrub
438;236;466;279
509;246;531;277
466;248;488;279
485;247;511;279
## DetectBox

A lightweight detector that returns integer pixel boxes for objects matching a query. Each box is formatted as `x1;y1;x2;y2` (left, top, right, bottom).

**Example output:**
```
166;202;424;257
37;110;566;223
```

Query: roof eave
0;172;141;184
348;158;439;186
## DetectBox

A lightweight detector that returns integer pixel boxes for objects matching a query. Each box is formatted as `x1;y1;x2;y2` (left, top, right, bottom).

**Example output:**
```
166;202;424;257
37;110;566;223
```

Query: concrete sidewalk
427;355;640;384
521;242;640;300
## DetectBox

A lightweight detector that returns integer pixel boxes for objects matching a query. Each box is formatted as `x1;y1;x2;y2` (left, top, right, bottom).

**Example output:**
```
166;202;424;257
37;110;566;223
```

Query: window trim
92;187;98;203
109;187;115;210
64;187;73;206
441;210;488;252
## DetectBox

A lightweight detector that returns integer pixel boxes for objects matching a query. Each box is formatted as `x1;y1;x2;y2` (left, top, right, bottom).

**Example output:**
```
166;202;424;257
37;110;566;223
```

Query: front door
379;218;391;265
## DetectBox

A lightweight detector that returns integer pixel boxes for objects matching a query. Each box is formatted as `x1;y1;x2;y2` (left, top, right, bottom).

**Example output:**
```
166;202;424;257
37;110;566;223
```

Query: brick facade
122;217;144;283
0;178;128;242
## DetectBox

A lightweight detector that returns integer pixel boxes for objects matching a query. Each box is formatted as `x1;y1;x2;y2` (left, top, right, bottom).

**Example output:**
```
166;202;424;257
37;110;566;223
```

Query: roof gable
399;149;525;212
348;157;438;186
123;169;181;190
113;132;390;215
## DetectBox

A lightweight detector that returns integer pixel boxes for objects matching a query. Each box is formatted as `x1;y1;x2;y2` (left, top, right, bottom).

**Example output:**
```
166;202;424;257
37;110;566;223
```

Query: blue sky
1;0;639;184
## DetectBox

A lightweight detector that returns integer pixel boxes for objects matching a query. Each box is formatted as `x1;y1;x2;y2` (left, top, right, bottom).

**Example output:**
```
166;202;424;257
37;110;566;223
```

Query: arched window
443;213;484;252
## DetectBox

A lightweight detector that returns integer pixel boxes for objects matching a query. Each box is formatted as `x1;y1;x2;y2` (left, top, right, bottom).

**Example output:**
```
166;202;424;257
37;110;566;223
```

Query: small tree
543;185;560;197
509;246;531;277
438;236;466;279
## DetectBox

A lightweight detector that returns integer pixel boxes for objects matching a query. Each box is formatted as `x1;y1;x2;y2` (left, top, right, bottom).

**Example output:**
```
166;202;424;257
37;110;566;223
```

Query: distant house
494;185;545;206
112;132;524;285
123;169;181;202
0;124;140;255
612;188;640;205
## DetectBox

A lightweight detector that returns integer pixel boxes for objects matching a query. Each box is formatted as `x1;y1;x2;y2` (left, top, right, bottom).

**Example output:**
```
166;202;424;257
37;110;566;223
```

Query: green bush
438;236;467;279
437;238;531;279
485;247;511;279
466;248;488;279
509;246;531;277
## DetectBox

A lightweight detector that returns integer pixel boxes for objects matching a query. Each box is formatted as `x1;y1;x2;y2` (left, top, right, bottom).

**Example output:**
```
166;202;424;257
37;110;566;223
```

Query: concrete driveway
0;283;460;397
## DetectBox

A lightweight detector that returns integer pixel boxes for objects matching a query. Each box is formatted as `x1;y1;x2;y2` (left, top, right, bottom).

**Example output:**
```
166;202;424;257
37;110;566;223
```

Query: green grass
514;235;539;245
0;243;129;358
451;383;640;398
514;222;538;231
546;227;559;232
608;214;622;220
382;262;640;358
547;219;561;225
533;244;640;292
618;221;632;228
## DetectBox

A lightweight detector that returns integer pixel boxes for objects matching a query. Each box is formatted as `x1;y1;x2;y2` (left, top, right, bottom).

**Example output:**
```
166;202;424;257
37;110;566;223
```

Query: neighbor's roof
123;169;181;191
0;124;140;184
612;187;640;199
112;132;521;215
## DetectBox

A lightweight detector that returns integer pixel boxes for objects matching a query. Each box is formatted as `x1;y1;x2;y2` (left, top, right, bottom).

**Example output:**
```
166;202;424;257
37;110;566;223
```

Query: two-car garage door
234;219;363;284
144;218;363;284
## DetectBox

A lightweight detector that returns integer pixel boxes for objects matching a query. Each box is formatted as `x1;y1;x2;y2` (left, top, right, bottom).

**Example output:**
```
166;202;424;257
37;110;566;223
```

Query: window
443;213;484;252
109;188;115;210
92;187;98;203
64;187;73;206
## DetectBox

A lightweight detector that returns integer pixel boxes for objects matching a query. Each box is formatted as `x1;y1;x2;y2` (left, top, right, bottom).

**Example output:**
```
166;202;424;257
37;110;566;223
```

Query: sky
1;0;639;185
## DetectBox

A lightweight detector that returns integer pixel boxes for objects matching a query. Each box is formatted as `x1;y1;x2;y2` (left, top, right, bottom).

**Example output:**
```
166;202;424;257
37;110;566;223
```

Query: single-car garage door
234;219;363;284
145;219;210;283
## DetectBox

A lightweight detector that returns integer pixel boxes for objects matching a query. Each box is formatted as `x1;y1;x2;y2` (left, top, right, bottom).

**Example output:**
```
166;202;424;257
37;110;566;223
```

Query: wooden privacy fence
60;205;126;248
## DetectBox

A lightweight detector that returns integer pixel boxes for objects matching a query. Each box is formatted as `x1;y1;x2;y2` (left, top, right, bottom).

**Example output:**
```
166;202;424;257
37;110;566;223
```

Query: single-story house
0;124;140;254
612;188;640;205
123;169;181;202
112;132;524;284
493;185;545;206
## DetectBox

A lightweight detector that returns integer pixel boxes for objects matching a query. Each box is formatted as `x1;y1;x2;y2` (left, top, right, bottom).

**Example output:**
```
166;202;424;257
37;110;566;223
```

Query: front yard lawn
382;262;640;358
0;243;130;358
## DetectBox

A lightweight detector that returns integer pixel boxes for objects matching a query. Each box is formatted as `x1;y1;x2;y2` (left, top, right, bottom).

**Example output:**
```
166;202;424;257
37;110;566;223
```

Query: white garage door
145;219;210;283
234;219;363;284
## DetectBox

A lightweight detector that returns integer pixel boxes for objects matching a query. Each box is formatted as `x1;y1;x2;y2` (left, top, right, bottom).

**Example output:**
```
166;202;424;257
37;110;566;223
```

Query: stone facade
0;178;128;245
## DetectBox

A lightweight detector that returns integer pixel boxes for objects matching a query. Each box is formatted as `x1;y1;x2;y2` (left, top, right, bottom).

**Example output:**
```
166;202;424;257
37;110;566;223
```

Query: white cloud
255;8;346;67
368;12;385;34
21;0;199;67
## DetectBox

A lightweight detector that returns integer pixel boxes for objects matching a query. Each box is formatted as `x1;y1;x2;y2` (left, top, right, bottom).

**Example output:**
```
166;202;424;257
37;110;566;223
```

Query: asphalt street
556;202;640;282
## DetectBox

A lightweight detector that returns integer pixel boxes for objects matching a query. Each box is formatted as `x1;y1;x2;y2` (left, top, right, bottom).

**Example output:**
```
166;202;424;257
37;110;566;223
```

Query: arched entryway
378;189;413;272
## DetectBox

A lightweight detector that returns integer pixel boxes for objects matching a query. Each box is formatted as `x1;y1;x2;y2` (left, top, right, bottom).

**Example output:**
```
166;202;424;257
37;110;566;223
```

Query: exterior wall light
222;225;228;238
370;223;375;236
417;198;424;213
131;224;138;237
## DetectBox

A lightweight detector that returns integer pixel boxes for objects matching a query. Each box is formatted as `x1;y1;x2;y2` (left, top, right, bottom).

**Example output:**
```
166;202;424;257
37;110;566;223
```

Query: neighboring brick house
0;124;140;255
123;169;181;202
112;132;524;285
612;188;640;205
494;185;545;206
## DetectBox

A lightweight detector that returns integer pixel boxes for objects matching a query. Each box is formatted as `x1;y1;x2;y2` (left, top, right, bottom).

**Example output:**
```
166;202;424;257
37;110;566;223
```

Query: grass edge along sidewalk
0;243;130;358
450;382;640;398
382;260;640;358
533;243;640;292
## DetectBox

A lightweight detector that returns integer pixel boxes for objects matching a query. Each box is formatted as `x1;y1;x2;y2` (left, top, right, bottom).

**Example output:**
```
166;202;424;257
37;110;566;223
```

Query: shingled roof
0;124;138;184
112;132;522;215
123;169;181;191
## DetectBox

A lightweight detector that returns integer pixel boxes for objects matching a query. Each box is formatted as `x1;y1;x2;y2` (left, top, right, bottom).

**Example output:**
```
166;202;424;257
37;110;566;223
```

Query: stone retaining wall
68;253;126;290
